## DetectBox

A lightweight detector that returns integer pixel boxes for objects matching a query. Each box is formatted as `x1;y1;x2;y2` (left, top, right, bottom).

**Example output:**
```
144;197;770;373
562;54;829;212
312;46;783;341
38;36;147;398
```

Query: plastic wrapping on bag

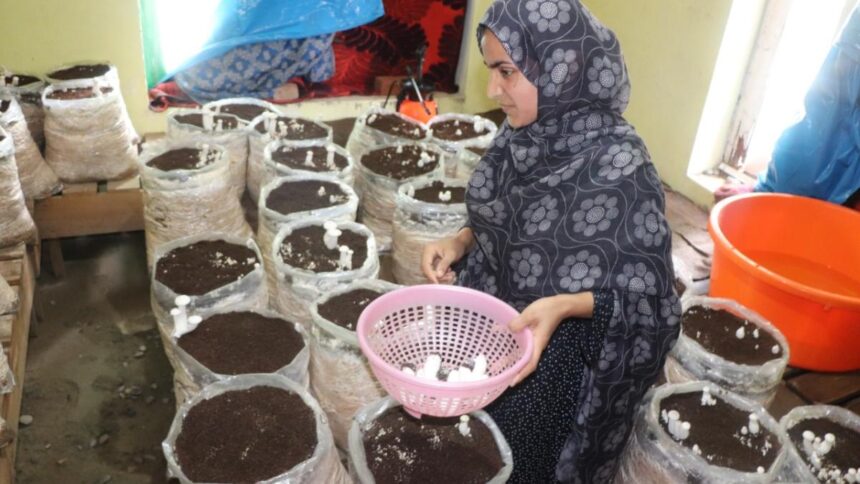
672;255;709;303
308;279;400;448
0;129;36;248
139;139;252;267
0;68;46;147
162;374;350;484
46;62;120;89
391;176;468;285
453;147;483;181
0;345;14;395
166;108;248;197
203;97;278;122
664;296;789;407
246;114;333;202
170;308;310;405
258;175;358;302
354;142;446;250
427;113;497;178
272;219;379;328
150;234;268;378
0;266;16;395
776;405;860;483
0;96;61;199
0;276;16;315
345;107;430;162
672;254;692;299
616;381;790;484
42;79;138;182
263;138;356;187
348;397;513;484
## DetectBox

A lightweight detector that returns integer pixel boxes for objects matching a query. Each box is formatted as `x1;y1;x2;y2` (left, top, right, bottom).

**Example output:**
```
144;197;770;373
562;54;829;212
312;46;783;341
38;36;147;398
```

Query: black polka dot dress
484;290;614;483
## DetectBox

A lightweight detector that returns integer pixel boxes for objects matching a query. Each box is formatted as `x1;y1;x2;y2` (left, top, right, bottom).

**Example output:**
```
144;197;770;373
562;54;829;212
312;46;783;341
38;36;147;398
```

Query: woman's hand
510;292;594;386
421;228;475;283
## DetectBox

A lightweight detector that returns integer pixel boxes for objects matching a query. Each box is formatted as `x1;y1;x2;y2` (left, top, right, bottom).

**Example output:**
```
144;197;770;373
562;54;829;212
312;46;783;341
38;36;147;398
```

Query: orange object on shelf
708;193;860;371
399;99;437;124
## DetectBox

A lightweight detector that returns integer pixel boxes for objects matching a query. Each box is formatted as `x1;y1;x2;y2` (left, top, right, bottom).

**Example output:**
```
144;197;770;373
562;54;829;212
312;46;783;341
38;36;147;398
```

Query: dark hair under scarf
456;0;681;481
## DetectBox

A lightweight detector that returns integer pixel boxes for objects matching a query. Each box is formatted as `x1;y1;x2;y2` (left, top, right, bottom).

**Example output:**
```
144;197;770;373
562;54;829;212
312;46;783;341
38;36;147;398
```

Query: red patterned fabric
148;0;466;110
324;0;466;94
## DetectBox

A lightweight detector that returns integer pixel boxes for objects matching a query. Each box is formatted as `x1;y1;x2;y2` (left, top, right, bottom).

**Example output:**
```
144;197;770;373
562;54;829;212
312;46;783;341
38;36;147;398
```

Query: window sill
689;171;728;195
688;163;757;195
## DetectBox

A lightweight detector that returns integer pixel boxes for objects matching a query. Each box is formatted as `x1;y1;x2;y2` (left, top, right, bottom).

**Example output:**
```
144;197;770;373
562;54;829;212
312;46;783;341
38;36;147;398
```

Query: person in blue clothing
422;0;680;481
716;5;860;209
169;0;384;103
176;36;337;102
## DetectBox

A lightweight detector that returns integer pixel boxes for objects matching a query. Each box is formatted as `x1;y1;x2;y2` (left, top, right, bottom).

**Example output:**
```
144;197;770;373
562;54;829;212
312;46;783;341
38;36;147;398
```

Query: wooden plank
33;189;144;239
845;397;860;417
783;366;807;379
0;250;34;483
106;175;141;192
0;246;24;262
61;182;98;194
767;381;809;420
31;238;41;278
787;371;860;405
46;240;64;278
672;234;712;280
0;263;19;287
328;118;357;148
664;188;709;232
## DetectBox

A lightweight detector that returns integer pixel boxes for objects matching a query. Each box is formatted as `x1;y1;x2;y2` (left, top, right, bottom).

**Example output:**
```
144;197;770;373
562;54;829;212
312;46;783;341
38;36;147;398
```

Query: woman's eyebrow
484;60;513;69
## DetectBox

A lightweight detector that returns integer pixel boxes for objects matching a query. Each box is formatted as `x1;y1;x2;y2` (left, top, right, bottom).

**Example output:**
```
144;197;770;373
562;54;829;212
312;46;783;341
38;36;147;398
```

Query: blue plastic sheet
756;7;860;204
163;0;384;81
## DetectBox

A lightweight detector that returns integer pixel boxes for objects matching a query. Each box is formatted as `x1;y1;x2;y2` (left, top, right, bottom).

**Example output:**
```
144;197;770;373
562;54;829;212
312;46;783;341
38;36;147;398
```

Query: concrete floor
16;232;176;484
13;229;394;484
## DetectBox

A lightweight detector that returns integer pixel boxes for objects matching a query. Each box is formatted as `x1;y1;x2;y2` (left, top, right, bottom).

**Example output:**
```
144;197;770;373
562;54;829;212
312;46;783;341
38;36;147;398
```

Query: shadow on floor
16;232;175;484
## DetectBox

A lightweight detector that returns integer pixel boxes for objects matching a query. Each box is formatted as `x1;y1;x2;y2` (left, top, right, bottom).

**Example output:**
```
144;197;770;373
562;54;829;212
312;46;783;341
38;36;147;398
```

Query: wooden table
0;244;36;484
32;176;144;277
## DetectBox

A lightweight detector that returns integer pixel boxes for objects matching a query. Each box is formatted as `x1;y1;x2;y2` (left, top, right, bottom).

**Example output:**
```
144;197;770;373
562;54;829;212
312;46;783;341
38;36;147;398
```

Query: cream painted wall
459;0;495;114
583;0;735;206
0;0;163;134
0;0;735;205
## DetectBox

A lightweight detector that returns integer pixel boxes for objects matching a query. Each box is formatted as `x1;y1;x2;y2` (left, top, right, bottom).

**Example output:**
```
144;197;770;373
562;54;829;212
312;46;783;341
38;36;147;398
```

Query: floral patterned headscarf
458;1;681;481
461;0;675;309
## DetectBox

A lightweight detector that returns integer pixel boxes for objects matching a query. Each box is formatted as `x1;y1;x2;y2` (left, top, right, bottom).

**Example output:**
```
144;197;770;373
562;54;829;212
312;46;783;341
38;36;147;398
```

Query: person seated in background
715;5;860;211
168;0;384;103
175;36;336;103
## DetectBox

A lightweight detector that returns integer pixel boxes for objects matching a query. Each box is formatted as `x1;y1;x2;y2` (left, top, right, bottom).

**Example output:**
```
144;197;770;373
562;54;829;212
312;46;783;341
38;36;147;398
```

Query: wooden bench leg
46;240;65;278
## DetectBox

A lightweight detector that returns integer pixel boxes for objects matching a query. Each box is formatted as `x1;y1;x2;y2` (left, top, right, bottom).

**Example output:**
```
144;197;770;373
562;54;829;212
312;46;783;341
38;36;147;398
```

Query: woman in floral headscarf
422;0;681;482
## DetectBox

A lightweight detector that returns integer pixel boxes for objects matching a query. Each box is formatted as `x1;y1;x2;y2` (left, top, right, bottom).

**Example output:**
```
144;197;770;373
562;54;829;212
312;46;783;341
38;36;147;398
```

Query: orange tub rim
709;193;860;310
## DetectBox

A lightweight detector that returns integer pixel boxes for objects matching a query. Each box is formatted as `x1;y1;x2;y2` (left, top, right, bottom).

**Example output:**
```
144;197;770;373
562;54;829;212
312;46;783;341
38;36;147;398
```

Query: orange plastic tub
708;193;860;371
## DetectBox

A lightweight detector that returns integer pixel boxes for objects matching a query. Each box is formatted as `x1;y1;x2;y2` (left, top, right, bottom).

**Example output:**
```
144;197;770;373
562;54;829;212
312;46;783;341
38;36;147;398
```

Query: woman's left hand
509;293;594;386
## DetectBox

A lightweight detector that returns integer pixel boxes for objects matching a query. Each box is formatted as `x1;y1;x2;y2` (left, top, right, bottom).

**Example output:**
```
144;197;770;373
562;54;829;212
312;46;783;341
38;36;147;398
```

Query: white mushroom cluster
401;354;489;383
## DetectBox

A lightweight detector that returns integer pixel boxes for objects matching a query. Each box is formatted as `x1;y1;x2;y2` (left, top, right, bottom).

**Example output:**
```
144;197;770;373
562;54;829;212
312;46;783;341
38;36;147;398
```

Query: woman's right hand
421;228;475;283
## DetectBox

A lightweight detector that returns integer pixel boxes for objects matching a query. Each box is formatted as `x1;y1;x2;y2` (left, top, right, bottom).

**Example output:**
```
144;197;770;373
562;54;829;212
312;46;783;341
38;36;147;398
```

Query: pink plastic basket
357;284;532;418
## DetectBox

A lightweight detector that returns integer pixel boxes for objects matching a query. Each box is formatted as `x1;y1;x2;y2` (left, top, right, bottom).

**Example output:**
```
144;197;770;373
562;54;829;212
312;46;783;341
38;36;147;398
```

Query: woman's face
481;29;538;128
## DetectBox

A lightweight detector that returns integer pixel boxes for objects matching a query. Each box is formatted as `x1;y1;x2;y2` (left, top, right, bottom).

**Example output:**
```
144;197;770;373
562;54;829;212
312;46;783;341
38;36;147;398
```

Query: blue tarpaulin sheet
162;0;384;81
757;7;860;204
